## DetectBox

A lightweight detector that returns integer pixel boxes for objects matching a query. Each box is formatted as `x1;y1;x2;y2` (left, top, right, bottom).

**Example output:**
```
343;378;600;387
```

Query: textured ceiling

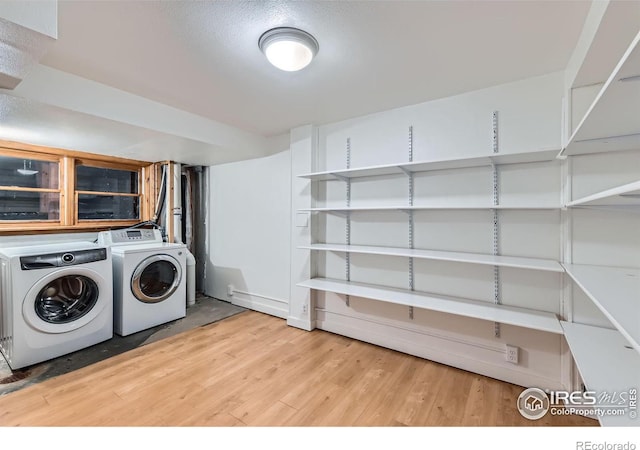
39;0;591;137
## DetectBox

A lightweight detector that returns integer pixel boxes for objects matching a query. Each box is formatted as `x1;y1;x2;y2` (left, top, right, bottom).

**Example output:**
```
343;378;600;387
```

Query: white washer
98;229;186;336
0;241;113;370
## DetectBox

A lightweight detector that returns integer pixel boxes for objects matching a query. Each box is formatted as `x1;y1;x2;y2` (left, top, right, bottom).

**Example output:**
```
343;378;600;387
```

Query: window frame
74;158;143;225
0;140;157;234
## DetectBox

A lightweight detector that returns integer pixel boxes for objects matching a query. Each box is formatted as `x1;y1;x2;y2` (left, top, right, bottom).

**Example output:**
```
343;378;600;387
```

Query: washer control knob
61;253;75;264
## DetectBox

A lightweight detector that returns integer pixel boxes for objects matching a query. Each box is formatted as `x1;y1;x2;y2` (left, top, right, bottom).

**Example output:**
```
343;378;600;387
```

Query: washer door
23;267;108;334
131;254;182;304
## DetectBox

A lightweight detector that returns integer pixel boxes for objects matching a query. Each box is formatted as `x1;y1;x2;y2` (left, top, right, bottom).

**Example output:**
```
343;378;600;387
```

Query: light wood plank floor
0;311;597;426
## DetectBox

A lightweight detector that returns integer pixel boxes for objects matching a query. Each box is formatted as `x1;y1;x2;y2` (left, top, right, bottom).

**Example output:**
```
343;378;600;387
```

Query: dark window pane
76;166;138;194
78;194;139;220
0;191;60;221
0;156;59;189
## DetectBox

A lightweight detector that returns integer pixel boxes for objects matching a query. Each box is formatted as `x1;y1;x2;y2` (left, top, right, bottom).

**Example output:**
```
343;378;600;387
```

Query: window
0;142;157;233
0;153;61;222
76;163;140;221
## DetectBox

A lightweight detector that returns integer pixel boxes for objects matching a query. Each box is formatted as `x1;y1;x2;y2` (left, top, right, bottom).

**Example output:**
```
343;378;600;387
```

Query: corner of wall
288;124;316;331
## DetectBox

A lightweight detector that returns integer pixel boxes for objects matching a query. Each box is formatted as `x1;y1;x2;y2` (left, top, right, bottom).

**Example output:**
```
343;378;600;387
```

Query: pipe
185;249;196;307
169;162;196;307
172;162;182;245
153;165;166;223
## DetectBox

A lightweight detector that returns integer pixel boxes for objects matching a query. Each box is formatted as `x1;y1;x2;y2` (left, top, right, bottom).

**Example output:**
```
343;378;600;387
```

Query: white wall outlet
302;303;308;315
505;344;519;364
227;284;234;297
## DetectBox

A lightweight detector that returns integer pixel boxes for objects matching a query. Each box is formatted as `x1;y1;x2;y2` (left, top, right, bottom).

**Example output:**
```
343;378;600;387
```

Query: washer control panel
97;229;162;246
20;248;108;270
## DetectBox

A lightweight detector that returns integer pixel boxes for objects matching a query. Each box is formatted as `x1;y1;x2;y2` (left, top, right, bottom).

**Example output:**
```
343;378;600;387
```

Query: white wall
568;148;640;330
205;149;291;318
0;0;57;38
4;65;278;166
292;71;568;390
207;70;637;391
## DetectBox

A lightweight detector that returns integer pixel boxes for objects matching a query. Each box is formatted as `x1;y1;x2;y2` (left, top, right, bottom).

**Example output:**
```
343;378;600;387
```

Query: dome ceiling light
258;27;319;72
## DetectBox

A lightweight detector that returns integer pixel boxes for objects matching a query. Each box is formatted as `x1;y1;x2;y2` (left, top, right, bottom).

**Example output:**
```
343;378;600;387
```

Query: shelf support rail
408;125;415;320
492;111;501;338
345;137;352;307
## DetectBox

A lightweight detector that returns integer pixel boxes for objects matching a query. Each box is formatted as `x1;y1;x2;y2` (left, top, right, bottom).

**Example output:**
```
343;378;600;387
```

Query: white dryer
98;229;186;336
0;242;113;370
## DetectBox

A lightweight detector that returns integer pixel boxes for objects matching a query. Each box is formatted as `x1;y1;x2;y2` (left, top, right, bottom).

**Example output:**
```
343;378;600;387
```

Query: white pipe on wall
172;162;182;244
168;162;196;307
185;250;196;307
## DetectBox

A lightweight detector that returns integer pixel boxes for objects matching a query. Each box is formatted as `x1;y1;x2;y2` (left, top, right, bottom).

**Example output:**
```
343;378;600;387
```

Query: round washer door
131;254;182;304
23;267;109;334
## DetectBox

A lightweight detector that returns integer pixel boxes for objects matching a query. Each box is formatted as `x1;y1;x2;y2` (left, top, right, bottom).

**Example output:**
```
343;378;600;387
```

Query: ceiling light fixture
258;27;319;72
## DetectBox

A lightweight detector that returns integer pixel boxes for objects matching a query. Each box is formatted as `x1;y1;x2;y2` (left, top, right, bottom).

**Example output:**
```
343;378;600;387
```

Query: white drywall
205;69;637;390
3;65;275;165
295;71;568;389
0;0;57;38
205;149;291;318
288;125;315;330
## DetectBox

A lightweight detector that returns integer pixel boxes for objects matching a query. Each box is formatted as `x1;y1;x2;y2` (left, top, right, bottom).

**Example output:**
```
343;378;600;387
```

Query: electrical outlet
505;344;519;364
302;304;308;315
227;284;234;297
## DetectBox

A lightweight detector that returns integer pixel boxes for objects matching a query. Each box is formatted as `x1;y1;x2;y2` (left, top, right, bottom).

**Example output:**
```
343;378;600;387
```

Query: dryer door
131;254;182;304
23;267;109;334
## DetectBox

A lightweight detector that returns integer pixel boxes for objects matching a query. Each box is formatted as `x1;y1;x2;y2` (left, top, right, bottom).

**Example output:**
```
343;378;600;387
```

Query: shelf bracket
399;166;413;177
331;173;349;182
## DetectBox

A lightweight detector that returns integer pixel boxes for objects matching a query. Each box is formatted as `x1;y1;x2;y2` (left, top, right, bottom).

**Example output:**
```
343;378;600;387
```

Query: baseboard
317;311;563;390
286;316;315;331
231;293;288;319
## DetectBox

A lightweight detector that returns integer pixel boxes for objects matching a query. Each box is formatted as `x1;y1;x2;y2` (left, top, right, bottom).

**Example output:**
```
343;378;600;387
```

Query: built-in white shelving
300;243;563;272
299;149;559;181
562;30;640;156
563;264;640;354
558;28;640;426
300;204;560;213
299;278;563;334
567;180;640;208
561;322;640;427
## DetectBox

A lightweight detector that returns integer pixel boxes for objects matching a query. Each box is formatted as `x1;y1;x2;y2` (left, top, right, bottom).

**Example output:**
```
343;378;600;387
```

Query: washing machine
0;241;113;370
98;229;186;336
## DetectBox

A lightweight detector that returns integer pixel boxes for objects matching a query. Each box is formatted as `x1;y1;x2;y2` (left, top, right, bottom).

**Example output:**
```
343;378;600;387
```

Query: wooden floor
0;311;597;426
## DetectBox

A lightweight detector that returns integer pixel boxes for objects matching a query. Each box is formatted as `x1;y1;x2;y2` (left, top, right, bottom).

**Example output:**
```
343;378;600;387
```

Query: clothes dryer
98;229;186;336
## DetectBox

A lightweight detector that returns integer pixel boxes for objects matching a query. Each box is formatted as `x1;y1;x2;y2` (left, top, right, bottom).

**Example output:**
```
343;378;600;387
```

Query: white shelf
563;31;640;156
567;180;640;208
298;278;563;334
561;322;640;427
301;204;560;212
300;243;564;272
563;264;640;354
299;149;559;181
